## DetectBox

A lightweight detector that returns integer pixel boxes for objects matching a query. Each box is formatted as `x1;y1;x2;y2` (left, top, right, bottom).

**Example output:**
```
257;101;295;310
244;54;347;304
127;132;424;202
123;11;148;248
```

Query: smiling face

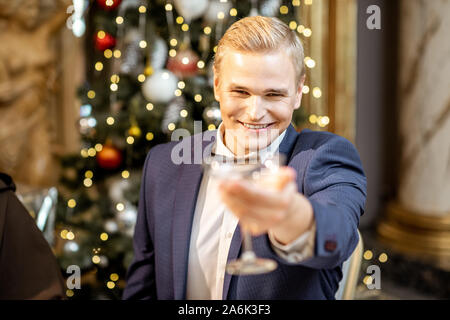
214;49;304;156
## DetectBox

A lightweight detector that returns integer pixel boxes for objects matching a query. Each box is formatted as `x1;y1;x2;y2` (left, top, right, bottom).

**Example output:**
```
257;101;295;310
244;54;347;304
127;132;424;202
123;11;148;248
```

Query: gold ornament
144;65;154;76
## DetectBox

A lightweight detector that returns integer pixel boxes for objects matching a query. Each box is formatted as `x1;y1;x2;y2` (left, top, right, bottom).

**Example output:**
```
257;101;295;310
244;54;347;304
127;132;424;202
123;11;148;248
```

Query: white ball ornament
173;0;209;22
142;69;178;103
204;0;232;23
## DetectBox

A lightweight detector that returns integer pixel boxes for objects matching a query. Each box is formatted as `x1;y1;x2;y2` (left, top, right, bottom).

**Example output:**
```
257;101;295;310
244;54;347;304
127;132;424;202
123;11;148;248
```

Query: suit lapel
279;124;299;158
172;130;216;299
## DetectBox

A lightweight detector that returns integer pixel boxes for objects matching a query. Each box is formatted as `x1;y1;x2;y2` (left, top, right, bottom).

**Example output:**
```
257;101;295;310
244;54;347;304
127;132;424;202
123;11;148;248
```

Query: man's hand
218;167;314;245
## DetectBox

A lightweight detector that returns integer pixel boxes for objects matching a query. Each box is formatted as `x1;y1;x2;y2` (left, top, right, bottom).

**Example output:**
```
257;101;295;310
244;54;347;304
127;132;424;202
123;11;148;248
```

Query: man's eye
232;90;249;95
267;93;282;97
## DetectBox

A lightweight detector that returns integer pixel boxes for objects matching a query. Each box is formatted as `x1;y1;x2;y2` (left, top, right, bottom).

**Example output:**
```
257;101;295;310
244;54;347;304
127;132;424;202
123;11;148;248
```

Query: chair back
335;230;363;300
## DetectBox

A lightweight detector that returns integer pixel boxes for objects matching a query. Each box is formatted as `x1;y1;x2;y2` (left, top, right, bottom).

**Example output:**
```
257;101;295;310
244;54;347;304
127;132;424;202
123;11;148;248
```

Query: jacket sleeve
298;135;367;269
122;149;157;299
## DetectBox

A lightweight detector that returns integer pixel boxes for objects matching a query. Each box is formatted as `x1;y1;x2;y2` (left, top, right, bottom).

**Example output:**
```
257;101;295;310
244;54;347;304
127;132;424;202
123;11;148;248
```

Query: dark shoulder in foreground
0;173;16;194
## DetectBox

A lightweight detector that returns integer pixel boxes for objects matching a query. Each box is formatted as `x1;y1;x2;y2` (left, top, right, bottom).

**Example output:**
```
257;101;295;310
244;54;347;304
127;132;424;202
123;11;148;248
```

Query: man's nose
246;95;265;121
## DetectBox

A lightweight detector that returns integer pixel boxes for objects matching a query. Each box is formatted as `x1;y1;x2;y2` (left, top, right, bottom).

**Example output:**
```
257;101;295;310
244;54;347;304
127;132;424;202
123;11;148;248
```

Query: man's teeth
242;123;270;129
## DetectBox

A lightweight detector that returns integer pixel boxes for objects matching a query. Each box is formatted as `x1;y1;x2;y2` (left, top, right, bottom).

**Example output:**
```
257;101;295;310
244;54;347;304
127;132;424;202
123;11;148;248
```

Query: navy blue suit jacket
123;125;367;300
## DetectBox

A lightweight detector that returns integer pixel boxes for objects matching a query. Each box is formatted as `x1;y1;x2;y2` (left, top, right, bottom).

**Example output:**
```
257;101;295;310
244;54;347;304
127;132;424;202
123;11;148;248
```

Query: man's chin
240;138;273;154
224;126;281;155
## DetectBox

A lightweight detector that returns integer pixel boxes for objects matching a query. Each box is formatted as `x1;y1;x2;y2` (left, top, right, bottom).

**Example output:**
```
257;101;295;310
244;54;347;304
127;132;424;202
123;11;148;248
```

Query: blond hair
214;16;305;84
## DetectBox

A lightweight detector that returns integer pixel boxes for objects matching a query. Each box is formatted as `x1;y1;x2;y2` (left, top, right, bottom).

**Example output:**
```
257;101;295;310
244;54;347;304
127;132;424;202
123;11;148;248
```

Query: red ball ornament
95;31;116;51
96;0;122;11
167;48;199;78
97;145;122;170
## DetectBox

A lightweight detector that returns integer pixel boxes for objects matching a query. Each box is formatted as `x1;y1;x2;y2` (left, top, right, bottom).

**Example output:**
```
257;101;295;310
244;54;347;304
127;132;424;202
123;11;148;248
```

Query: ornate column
377;0;450;270
0;2;69;187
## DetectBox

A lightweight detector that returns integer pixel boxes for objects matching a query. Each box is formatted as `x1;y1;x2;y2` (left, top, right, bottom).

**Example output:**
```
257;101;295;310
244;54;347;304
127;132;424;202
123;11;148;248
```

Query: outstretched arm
297;135;367;269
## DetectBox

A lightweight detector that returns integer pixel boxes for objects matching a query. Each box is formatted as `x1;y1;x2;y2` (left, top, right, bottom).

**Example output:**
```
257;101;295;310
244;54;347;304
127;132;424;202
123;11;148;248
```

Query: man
123;16;366;300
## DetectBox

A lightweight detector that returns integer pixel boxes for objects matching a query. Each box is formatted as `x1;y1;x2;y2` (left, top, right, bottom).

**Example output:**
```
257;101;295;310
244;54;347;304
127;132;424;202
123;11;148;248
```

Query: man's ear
213;66;220;102
294;75;306;110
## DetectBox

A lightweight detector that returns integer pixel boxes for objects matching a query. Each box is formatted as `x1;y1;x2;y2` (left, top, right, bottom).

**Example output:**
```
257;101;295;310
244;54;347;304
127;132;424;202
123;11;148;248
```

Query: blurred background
0;0;449;300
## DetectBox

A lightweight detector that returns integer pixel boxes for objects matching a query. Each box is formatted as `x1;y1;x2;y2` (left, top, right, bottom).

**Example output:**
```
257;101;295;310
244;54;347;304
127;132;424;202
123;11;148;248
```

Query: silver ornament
203;104;221;125
260;0;282;17
150;37;168;71
64;241;80;253
104;219;119;234
161;96;187;133
117;202;137;237
108;178;130;203
120;29;144;77
118;0;141;14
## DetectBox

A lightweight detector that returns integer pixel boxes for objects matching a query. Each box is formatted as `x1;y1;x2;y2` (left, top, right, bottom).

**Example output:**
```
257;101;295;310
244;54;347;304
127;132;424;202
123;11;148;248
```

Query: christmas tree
57;0;309;299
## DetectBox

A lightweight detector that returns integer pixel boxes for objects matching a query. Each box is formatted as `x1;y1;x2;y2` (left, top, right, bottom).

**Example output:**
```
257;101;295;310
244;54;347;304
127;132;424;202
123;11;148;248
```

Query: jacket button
324;240;337;252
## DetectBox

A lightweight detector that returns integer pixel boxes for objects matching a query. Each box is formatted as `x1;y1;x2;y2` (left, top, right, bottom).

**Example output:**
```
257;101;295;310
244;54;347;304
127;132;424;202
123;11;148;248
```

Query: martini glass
204;153;286;275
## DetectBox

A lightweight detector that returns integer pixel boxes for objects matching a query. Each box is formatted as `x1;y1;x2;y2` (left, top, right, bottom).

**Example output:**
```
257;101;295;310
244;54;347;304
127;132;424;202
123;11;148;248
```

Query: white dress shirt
186;123;316;300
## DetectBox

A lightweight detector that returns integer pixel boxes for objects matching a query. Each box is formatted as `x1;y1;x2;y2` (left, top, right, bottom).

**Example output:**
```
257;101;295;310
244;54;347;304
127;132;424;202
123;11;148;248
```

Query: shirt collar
214;122;287;163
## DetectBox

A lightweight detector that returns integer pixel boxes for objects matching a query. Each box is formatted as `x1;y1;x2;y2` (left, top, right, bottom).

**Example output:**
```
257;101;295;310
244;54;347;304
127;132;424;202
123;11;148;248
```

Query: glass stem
241;230;256;261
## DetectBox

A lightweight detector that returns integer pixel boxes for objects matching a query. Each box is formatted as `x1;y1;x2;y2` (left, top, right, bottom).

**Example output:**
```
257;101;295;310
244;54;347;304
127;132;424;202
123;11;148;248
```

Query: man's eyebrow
227;84;250;91
262;88;289;95
227;83;289;95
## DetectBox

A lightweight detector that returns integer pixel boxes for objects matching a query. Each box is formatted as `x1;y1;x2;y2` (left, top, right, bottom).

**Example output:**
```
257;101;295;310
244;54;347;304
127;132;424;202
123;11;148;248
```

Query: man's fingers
218;166;299;234
275;167;297;190
220;179;273;207
220;188;286;224
219;167;297;207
